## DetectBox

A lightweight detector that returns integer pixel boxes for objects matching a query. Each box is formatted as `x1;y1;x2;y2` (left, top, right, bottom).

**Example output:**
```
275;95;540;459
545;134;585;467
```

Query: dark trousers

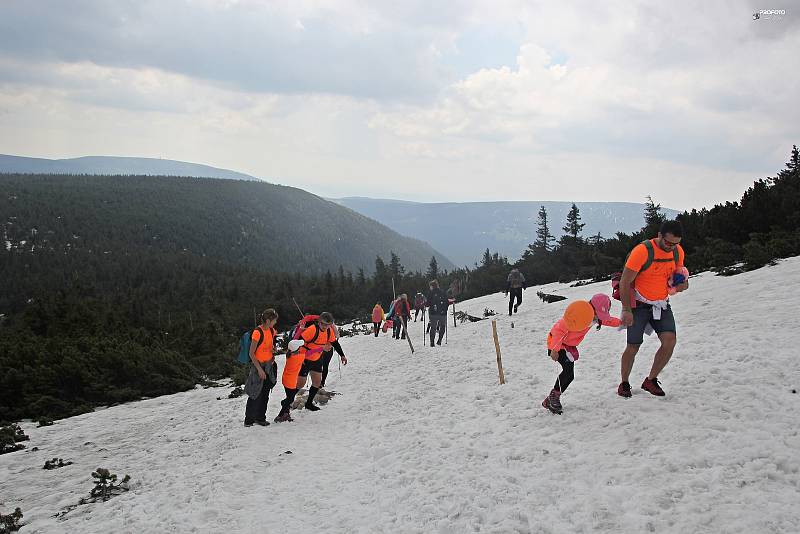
393;317;408;338
320;349;334;387
279;387;298;415
373;322;381;336
552;350;575;392
428;314;446;344
414;308;425;321
508;287;523;314
244;379;274;423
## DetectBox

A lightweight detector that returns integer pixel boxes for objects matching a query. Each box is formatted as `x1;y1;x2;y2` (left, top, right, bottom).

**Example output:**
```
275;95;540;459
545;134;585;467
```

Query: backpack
237;327;265;364
414;293;425;307
611;240;680;305
287;314;332;356
508;270;524;288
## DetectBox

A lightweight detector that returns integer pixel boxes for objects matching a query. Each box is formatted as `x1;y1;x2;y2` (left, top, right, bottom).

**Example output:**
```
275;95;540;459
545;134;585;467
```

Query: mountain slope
333;197;680;265
2;257;799;532
0;174;453;275
0;154;262;181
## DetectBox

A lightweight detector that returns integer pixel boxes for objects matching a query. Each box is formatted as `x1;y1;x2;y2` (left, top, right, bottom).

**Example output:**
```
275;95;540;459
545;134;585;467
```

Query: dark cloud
0;0;455;101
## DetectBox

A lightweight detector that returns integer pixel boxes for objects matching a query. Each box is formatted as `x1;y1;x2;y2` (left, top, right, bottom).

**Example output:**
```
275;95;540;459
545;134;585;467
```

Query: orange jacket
372;305;385;323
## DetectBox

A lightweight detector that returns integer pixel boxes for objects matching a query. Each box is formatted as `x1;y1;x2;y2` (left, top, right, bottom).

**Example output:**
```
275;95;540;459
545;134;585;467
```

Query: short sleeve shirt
251;327;275;363
625;239;685;301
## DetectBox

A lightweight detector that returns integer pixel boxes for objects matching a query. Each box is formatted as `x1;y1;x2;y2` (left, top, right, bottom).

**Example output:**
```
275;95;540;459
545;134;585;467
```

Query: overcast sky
0;1;797;210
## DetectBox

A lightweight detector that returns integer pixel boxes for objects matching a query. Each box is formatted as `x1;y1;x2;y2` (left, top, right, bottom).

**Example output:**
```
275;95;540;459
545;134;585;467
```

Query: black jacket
426;288;450;315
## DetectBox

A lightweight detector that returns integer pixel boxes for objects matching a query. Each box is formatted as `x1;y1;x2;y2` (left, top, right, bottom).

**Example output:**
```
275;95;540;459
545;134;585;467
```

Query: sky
0;0;798;211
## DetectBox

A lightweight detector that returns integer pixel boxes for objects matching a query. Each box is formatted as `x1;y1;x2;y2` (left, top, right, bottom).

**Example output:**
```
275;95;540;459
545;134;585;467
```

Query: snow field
2;257;799;533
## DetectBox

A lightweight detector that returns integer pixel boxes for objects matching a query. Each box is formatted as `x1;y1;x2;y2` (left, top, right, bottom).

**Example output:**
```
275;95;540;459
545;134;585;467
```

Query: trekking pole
292;297;304;317
422;310;426;349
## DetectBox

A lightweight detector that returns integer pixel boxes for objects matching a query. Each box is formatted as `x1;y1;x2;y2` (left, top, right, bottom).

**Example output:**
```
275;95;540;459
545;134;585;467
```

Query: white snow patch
1;258;799;532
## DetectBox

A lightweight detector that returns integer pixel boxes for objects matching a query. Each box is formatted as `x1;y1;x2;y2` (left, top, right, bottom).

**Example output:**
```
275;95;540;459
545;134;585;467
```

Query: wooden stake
491;320;505;385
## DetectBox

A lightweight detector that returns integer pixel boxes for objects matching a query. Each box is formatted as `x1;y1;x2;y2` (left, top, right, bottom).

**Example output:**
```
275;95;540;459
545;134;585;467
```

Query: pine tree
388;252;404;278
426;256;439;280
643;195;666;235
562;203;585;240
481;248;492;267
534;205;555;252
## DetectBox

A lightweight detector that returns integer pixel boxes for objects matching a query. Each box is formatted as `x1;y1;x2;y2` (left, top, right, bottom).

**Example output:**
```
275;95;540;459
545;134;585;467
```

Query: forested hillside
0;174;452;421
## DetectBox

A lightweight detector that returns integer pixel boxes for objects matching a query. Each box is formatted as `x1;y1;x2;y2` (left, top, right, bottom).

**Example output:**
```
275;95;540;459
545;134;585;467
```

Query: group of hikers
369;279;452;347
243;310;348;426
240;219;689;423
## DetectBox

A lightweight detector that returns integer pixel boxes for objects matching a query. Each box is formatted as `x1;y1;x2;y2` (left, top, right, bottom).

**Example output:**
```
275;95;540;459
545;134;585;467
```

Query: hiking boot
641;377;665;396
514;304;519;313
244;421;254;427
543;389;562;414
430;341;435;347
254;420;269;426
274;412;293;423
617;381;632;398
436;338;442;346
305;403;321;411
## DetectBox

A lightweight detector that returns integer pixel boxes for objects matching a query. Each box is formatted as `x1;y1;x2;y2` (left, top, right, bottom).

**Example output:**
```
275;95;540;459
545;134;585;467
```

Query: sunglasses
662;238;680;247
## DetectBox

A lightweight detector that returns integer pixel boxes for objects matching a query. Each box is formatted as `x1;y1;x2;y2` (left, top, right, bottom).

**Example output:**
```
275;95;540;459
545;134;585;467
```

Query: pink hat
590;293;615;325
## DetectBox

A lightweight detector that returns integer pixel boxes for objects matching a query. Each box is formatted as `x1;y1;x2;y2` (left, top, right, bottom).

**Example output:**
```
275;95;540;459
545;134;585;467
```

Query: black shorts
626;302;676;345
299;357;324;376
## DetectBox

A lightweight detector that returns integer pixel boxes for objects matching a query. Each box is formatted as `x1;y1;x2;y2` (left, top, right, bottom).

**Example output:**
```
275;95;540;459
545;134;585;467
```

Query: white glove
288;339;304;352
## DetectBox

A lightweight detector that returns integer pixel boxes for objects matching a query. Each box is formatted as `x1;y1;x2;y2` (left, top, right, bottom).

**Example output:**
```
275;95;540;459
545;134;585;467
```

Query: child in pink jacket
542;293;622;414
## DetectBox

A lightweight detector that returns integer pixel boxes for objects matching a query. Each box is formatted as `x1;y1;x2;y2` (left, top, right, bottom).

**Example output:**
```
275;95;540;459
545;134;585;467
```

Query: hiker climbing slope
506;268;526;316
617;220;689;398
425;280;449;347
542;296;621;415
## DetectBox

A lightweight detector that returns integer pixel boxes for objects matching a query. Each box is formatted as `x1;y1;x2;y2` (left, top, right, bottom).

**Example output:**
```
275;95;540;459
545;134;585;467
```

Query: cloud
0;0;797;211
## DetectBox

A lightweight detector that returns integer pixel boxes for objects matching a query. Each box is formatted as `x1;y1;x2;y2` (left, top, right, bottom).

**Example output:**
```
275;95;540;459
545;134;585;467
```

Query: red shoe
641;377;665;396
617;381;632;398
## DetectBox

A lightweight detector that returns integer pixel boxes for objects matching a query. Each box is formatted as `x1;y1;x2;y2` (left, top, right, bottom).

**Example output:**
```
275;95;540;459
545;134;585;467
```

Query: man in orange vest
617;220;689;398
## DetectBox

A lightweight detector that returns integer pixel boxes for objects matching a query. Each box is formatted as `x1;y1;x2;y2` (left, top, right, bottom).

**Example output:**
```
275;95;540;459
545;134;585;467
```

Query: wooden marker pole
491;320;505;384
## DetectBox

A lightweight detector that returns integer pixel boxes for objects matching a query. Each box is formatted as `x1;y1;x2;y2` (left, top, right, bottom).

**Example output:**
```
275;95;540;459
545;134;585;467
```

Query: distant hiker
425;280;449;347
390;294;411;340
371;302;384;337
506;268;527;316
413;292;427;322
275;312;347;422
244;309;279;427
617;220;688;398
542;295;621;414
319;322;341;390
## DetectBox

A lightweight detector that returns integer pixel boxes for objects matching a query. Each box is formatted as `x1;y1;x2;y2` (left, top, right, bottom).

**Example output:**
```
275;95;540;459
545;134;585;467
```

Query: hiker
275;312;347;422
244;309;279;427
542;295;621;414
413;292;427;322
390;294;411;340
505;268;526;315
425;280;449;347
371;302;384;337
319;321;341;390
617;220;689;398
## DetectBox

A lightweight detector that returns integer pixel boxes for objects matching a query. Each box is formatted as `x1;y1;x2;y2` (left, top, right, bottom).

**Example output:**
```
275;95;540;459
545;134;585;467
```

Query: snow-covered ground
2;258;800;533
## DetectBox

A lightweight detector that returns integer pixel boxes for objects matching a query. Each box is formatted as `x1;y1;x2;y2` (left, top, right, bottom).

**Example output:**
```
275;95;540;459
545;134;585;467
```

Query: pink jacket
371;305;385;323
547;316;622;353
547;318;592;352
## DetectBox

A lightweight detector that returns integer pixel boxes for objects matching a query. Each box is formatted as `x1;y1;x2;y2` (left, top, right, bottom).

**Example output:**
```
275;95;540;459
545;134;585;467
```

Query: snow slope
2;258;799;533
